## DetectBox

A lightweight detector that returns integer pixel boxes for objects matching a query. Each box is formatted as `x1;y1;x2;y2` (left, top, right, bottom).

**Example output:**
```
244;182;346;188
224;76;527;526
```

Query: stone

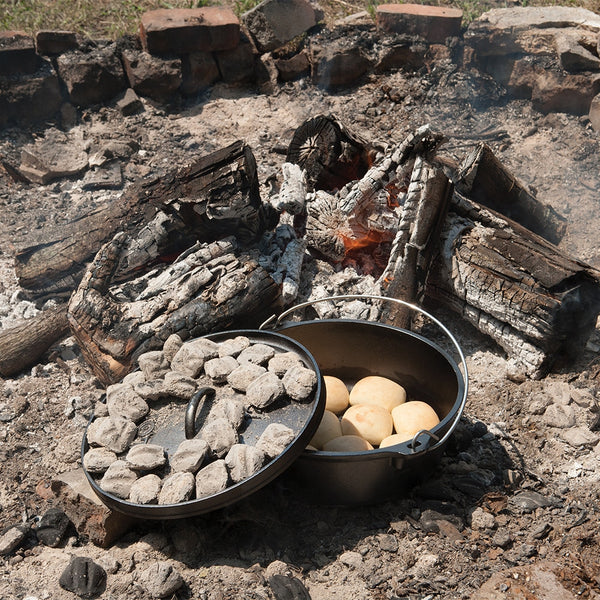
121;49;182;102
375;38;427;72
59;556;106;598
125;444;167;471
509;490;558;513
246;372;286;409
86;416;137;453
117;87;144;116
36;507;70;547
106;383;149;423
237;343;276;366
138;350;171;380
531;69;600;115
0;524;30;555
339;550;363;568
242;0;316;53
312;42;372;90
376;4;463;44
560;426;600;448
268;351;304;376
227;363;267;392
274;50;310;82
268;574;311;600
224;444;266;483
256;423;296;458
81;161;123;191
282;365;317;402
138;561;184;599
200;417;239;457
35;30;79;55
543;403;576;428
158;471;195;504
181;51;220;96
556;32;600;72
170;439;210;473
171;337;220;377
100;460;139;499
83;447;118;473
214;34;257;84
196;459;229;497
204;356;240;383
129;474;162;504
140;8;240;54
0;31;42;75
163;372;198;400
470;507;496;530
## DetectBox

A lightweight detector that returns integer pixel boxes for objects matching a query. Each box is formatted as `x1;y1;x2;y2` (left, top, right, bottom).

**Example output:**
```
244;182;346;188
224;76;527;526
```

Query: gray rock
339;550;363;568
268;351;304;376
0;524;30;555
129;474;162;505
138;561;184;599
246;372;286;409
200;417;239;457
237;342;276;366
560;426;600;448
86;416;137;453
137;350;171;380
543;403;576;428
116;87;143;116
163;372;197;400
227;363;267;392
125;444;167;471
225;444;266;483
106;383;149;423
171;338;220;377
377;533;399;553
470;507;496;530
170;439;210;473
158;471;195;505
196;459;229;497
83;447;118;473
81;161;122;191
282;365;317;402
268;574;312;600
218;335;251;358
100;460;139;499
204;355;239;383
492;529;513;548
59;556;106;598
256;423;296;458
510;490;559;513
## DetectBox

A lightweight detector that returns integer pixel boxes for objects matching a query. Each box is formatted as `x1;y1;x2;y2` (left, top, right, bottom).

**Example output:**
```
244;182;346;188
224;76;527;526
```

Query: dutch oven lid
82;329;325;519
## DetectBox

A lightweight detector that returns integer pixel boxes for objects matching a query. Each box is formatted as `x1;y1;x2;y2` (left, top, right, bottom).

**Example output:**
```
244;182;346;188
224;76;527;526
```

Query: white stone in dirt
204;355;239;383
245;371;286;409
227;363;267;392
268;351;304;377
218;335;250;358
83;447;118;473
100;460;138;499
162;333;183;362
200;417;239;457
170;337;220;377
86;416;137;453
209;397;246;430
138;561;184;599
545;380;571;405
163;371;197;399
282;365;317;402
93;401;109;417
560;427;600;448
256;423;296;458
129;474;162;505
125;443;167;471
158;471;196;505
571;387;595;409
339;550;363;568
543;403;576;428
225;444;266;483
134;379;166;401
470;507;496;530
170;438;210;473
0;524;29;555
237;343;276;366
106;382;150;423
137;350;171;380
196;459;229;497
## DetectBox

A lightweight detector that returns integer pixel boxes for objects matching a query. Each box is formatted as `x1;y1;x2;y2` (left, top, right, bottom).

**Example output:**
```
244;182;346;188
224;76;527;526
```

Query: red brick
140;8;240;54
376;3;463;44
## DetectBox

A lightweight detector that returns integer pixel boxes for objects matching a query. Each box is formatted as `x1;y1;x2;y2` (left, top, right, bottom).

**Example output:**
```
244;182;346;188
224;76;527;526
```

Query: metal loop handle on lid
260;294;469;455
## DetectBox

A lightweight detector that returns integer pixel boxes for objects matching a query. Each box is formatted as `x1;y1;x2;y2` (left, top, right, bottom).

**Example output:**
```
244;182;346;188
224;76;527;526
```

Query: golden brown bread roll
323;375;350;414
322;435;373;452
349;376;407;412
341;404;393;446
309;409;342;449
391;401;440;443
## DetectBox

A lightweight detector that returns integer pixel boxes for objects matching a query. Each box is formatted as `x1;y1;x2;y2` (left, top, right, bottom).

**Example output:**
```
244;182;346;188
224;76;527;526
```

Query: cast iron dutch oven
261;294;469;506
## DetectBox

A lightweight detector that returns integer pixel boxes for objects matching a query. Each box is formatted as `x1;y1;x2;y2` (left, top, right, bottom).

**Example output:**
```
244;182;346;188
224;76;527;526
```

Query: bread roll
391;401;440;443
322;435;373;452
349;376;407;412
323;375;350;414
341;404;393;446
379;433;408;448
310;410;342;449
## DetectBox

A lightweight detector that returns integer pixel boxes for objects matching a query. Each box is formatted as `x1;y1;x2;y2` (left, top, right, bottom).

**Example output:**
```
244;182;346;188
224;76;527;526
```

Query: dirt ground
1;33;600;600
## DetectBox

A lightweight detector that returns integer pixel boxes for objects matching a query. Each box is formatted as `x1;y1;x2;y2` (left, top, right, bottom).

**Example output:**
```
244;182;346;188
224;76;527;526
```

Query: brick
140;8;240;54
0;31;42;75
215;35;257;84
35;30;79;55
121;49;182;102
181;51;220;96
376;4;463;44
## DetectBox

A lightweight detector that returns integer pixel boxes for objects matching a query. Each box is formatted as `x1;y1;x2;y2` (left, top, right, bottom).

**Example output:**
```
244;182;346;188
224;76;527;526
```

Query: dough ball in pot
323;375;349;414
310;410;342;450
391;400;440;443
349;376;406;412
341;404;393;446
323;435;373;452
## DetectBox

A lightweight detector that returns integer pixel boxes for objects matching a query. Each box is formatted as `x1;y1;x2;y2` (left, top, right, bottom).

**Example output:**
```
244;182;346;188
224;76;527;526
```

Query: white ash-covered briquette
106;382;149;423
256;423;296;458
267;351;304;377
125;444;167;471
170;439;210;473
218;335;250;358
282;365;317;402
122;370;146;387
208;397;246;430
204;356;240;383
129;474;162;505
245;371;286;409
227;363;267;392
195;459;229;498
162;333;183;362
93;402;109;418
225;444;266;483
237;343;276;366
137;350;170;380
134;379;166;401
200;417;239;458
83;447;117;474
163;372;198;400
100;460;138;499
158;471;195;505
170;337;220;377
87;416;137;454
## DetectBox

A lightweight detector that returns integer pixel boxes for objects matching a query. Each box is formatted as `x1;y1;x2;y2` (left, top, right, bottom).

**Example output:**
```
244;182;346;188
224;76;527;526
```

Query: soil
1;36;600;600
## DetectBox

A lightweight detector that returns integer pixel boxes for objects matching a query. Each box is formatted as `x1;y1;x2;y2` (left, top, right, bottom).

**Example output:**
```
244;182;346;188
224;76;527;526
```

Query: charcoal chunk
59;556;106;598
